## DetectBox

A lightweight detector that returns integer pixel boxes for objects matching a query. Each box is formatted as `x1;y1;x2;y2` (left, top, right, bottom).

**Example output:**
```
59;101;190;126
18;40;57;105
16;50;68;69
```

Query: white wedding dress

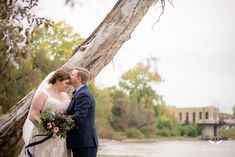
22;90;71;157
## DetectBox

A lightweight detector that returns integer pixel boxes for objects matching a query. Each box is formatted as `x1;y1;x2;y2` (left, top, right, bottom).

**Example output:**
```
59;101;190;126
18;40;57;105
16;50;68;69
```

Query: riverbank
97;139;235;157
100;133;235;143
99;136;213;143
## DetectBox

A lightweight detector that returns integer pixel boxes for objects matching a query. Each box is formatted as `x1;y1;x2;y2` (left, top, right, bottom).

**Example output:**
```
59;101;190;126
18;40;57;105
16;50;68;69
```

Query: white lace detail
23;91;71;157
42;90;70;113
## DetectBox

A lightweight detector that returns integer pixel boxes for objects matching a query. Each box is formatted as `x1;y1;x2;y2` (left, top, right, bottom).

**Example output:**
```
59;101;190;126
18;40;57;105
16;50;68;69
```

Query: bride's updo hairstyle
48;69;71;84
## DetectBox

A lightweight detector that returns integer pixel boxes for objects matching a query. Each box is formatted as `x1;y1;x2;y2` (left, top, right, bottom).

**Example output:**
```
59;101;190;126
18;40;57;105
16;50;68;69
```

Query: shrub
221;129;235;139
157;116;174;130
112;131;126;140
126;128;144;139
177;124;202;137
156;128;172;137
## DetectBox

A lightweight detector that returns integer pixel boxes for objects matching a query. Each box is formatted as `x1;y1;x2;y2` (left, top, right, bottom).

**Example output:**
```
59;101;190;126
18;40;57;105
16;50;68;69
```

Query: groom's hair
74;67;90;84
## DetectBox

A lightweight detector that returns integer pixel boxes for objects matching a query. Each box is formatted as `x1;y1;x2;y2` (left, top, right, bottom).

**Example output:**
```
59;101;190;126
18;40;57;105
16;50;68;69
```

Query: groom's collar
74;84;86;94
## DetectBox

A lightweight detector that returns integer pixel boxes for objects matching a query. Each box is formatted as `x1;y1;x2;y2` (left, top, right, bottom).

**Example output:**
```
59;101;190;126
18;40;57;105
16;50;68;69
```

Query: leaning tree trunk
0;0;159;156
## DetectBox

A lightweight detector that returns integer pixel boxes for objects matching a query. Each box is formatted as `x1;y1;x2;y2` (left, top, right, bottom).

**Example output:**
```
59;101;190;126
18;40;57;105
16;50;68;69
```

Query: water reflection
97;139;235;157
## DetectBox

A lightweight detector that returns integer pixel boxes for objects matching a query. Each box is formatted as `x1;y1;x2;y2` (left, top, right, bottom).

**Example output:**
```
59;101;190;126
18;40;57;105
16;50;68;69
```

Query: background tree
110;87;133;132
119;59;162;108
0;0;53;77
0;57;41;112
0;0;77;113
30;21;83;75
111;60;162;138
0;21;83;113
154;104;178;136
90;82;113;138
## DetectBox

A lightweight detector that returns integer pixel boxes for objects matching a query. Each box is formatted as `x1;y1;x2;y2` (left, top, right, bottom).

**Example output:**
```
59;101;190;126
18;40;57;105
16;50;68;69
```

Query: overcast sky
37;0;235;113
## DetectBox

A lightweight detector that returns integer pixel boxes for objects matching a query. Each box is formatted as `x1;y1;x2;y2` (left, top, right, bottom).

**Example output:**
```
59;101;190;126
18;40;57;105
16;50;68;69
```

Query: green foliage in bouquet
39;108;76;138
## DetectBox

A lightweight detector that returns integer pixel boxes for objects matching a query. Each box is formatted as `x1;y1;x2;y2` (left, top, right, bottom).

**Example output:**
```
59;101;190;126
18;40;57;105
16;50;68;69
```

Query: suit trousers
72;147;97;157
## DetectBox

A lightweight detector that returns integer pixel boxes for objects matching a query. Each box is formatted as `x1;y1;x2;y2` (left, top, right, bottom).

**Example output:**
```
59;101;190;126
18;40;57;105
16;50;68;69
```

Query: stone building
174;106;220;138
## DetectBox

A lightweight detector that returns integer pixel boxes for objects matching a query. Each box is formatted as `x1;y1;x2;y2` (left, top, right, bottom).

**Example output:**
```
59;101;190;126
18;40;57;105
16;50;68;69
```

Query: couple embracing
22;67;98;157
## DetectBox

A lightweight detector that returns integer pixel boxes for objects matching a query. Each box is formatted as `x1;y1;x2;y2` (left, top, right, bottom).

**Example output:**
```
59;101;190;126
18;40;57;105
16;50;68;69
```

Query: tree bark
0;0;159;156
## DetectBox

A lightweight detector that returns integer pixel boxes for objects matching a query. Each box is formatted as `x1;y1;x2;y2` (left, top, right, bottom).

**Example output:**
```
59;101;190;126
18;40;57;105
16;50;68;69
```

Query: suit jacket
66;85;98;149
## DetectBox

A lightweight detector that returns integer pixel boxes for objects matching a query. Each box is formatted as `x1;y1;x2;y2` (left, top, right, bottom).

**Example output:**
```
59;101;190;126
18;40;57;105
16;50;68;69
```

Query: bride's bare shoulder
33;90;48;100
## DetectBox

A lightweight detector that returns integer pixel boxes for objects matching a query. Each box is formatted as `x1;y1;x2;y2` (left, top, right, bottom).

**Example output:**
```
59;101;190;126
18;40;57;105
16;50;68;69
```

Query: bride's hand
29;115;41;128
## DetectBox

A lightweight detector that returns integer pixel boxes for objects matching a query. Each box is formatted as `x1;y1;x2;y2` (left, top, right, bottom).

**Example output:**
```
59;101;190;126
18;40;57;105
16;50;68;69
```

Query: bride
21;69;72;157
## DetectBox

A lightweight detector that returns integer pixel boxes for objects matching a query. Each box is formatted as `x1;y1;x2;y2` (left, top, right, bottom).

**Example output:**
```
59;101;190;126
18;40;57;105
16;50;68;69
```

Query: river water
97;139;235;157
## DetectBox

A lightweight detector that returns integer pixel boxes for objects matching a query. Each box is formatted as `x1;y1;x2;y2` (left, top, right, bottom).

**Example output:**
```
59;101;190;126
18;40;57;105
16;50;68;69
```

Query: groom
67;67;99;157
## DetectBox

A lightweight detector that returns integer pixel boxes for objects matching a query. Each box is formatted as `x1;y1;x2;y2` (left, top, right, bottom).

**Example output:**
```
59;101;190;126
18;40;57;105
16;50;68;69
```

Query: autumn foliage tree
0;21;83;113
111;60;162;138
0;0;53;75
119;59;162;108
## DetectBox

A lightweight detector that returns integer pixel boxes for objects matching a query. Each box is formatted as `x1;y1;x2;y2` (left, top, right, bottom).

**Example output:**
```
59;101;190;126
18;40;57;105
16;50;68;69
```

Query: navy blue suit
66;85;98;157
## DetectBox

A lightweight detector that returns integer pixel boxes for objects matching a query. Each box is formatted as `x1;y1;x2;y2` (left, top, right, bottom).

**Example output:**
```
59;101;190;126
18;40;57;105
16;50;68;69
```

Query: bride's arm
29;91;47;127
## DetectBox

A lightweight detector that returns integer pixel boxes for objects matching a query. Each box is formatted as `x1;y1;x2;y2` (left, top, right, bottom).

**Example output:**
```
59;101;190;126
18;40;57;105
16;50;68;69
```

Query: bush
156;115;179;137
112;131;126;140
221;129;235;139
157;116;174;130
126;128;144;139
96;119;113;138
156;128;172;137
141;125;157;138
177;124;202;137
177;125;188;136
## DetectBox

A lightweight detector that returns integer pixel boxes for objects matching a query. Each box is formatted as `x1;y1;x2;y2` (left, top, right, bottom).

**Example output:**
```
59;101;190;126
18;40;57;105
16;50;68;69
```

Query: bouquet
39;108;76;138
